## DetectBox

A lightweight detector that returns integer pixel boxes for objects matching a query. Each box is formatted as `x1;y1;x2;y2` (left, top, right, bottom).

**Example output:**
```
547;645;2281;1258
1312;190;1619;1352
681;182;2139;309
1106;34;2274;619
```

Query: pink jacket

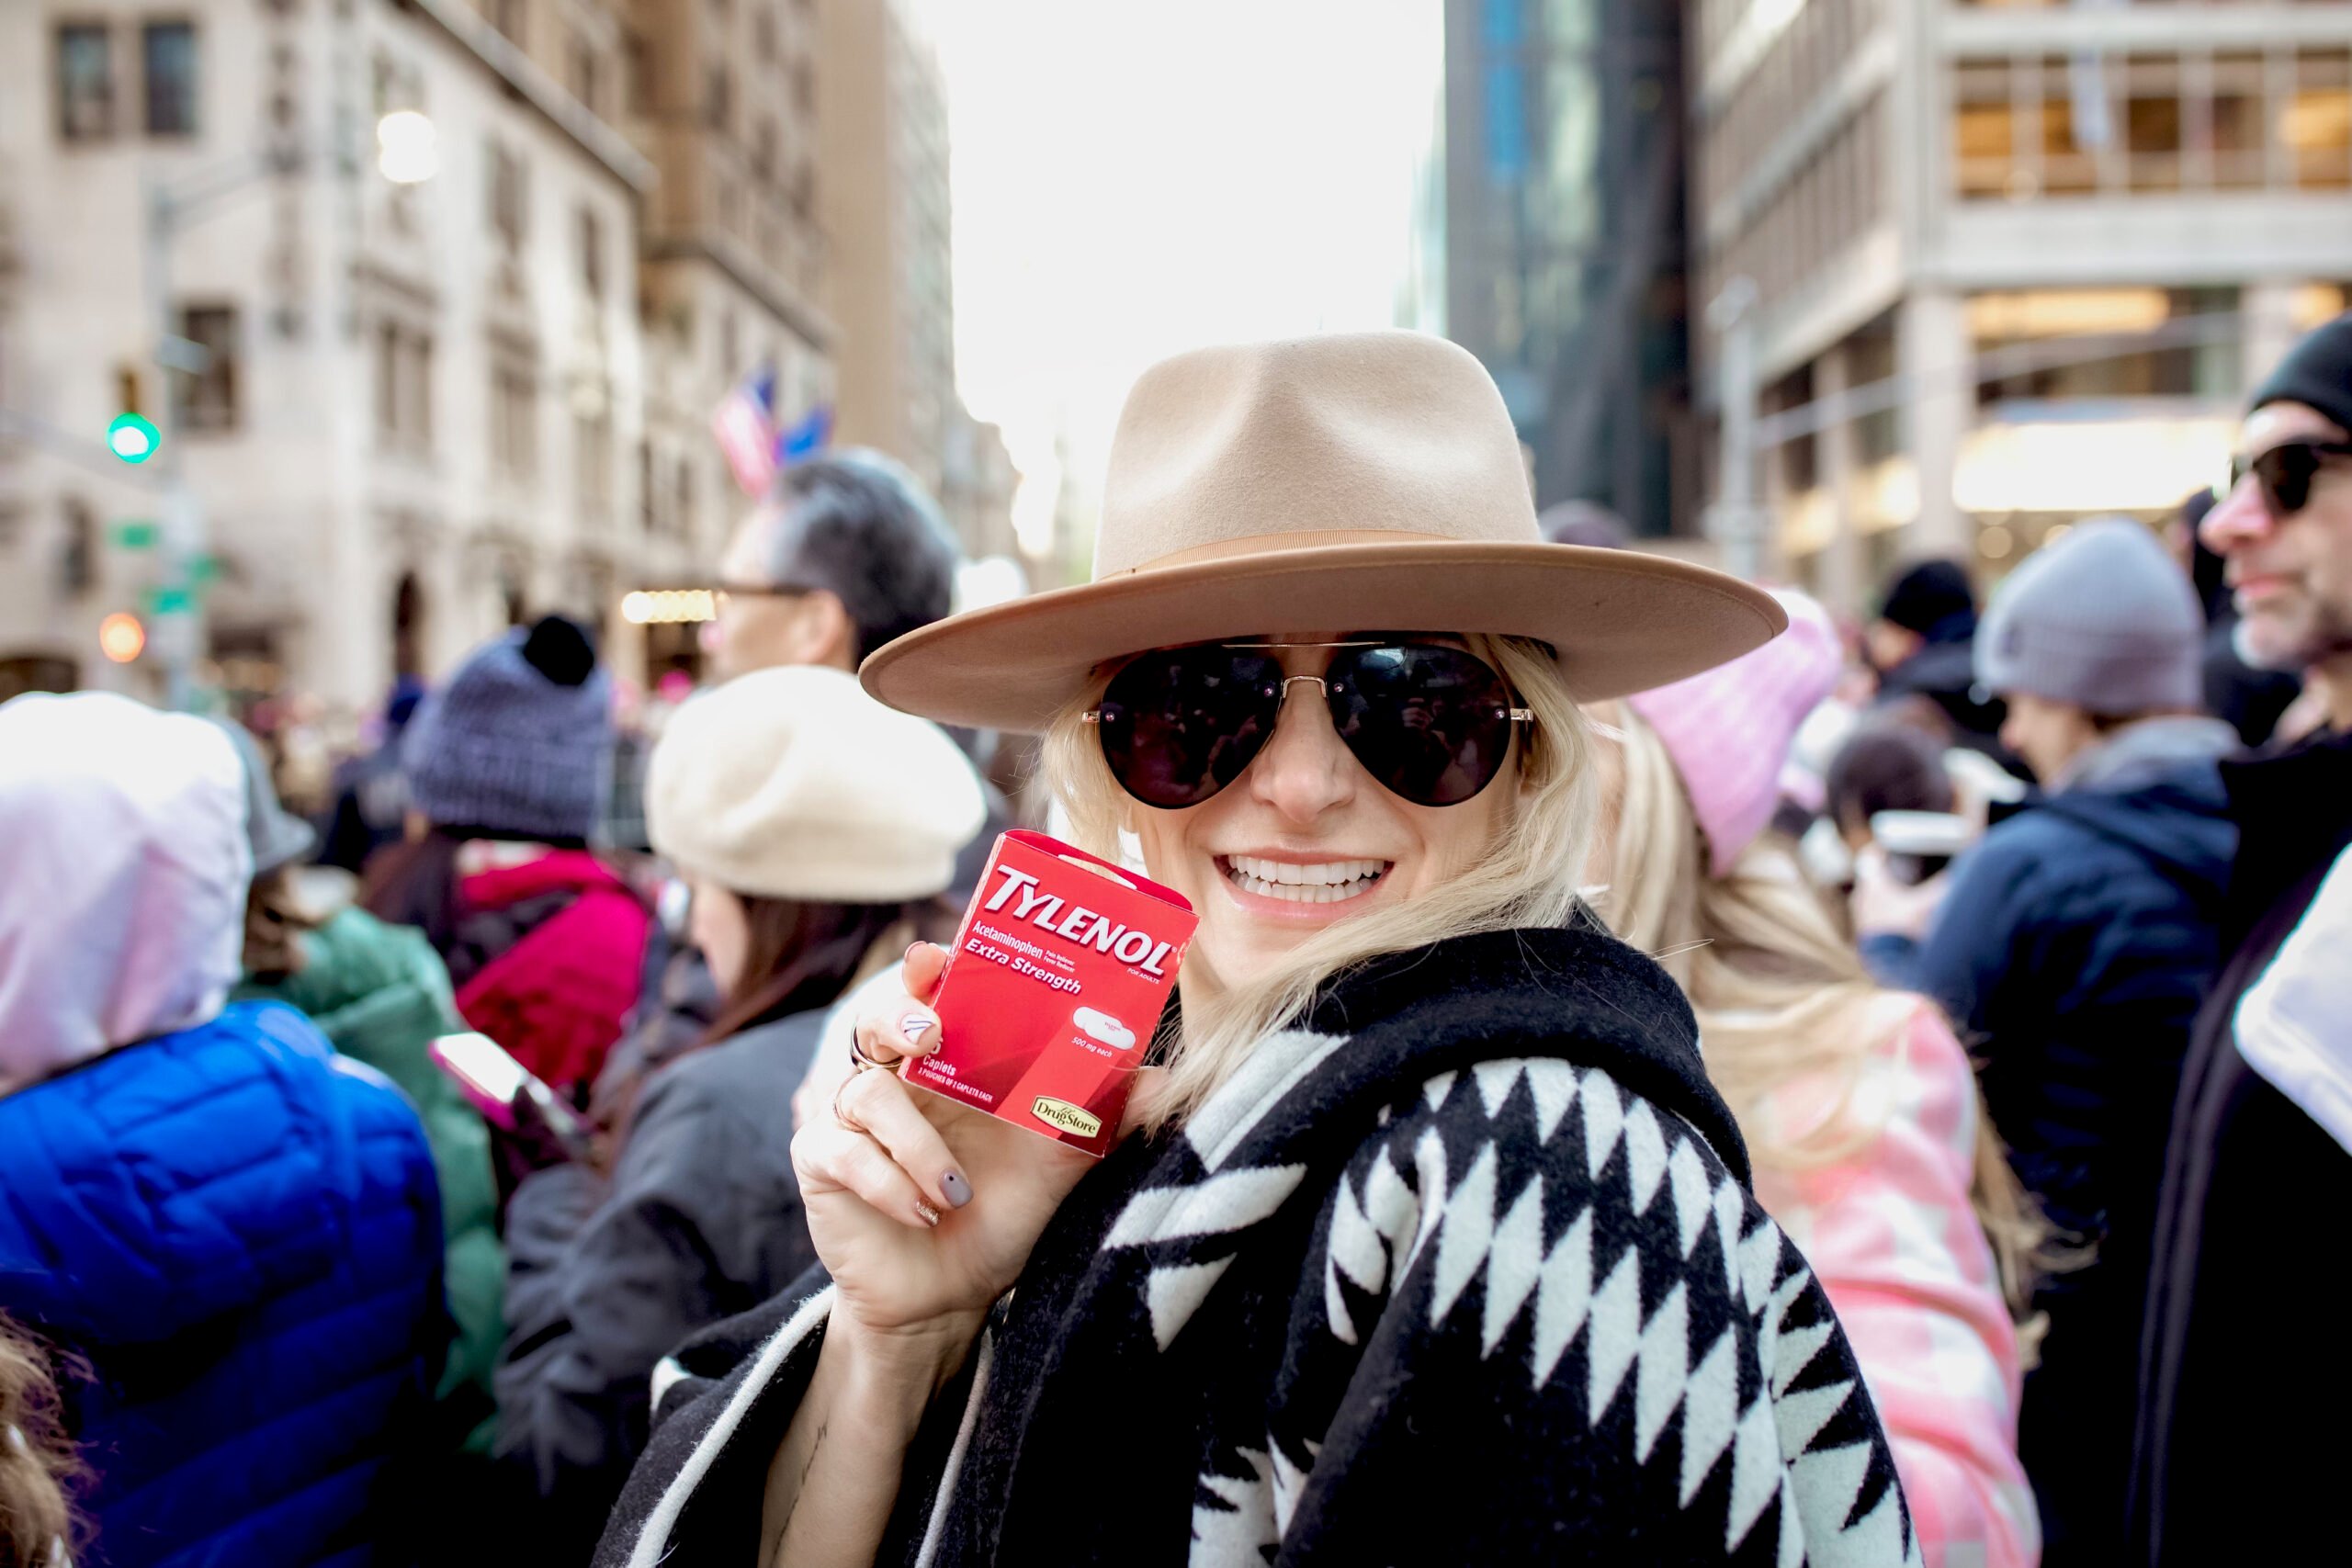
1750;1003;2040;1568
455;850;651;1098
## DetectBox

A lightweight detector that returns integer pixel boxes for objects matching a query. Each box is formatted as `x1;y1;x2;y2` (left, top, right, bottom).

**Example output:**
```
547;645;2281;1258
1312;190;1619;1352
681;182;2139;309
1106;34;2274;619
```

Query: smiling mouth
1217;854;1392;905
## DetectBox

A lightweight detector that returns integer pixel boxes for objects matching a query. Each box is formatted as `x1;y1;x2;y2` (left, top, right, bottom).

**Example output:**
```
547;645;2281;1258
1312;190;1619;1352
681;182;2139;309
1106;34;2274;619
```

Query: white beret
648;666;987;902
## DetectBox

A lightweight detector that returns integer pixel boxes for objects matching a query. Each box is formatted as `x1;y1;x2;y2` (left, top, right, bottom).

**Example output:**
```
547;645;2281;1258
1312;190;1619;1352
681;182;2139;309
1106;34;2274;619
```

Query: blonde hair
1597;706;2046;1320
0;1318;80;1568
1040;634;1599;1133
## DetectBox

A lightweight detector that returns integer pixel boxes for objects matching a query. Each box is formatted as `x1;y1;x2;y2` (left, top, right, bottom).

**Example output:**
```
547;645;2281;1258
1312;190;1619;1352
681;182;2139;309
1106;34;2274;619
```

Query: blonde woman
594;334;1921;1567
1593;591;2040;1568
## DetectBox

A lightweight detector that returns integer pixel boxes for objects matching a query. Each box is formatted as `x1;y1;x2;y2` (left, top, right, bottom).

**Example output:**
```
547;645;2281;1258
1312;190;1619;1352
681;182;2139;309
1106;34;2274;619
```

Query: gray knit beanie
1974;517;2203;716
403;616;615;841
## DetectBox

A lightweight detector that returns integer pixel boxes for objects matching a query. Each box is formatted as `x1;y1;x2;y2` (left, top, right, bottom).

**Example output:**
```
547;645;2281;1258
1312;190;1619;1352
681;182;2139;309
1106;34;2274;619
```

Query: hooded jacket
1902;716;2237;1561
0;693;446;1566
595;927;1922;1567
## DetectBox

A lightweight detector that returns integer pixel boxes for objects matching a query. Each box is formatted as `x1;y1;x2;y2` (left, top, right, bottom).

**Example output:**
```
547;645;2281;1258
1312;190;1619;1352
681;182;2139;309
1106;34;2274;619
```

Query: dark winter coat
495;1010;824;1565
1896;718;2236;1562
2130;728;2352;1564
0;1002;446;1568
593;926;1922;1568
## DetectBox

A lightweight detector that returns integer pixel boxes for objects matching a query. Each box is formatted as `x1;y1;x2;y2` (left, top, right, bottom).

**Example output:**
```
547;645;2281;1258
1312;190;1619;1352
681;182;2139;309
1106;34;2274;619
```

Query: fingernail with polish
941;1169;973;1208
899;1012;934;1048
916;1200;942;1227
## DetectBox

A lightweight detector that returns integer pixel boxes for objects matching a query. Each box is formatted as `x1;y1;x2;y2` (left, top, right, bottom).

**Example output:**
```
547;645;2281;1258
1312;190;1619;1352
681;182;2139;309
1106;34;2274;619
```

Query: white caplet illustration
1073;1007;1137;1050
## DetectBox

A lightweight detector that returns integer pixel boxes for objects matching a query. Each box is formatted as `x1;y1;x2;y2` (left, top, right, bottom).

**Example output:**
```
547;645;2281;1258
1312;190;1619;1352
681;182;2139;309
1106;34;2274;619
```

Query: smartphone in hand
429;1032;594;1163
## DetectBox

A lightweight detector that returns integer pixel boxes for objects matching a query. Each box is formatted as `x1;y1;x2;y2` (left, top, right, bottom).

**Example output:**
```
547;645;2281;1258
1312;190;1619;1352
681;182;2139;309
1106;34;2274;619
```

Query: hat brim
860;540;1788;732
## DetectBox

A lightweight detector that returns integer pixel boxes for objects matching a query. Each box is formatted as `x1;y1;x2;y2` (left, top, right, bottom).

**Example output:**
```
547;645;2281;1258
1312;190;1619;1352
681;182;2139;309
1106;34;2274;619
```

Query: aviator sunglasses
1082;640;1532;810
2220;438;2352;520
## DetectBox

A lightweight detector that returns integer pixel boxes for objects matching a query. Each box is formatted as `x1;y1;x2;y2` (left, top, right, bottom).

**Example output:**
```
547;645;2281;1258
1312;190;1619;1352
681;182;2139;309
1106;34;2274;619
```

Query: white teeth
1221;855;1388;904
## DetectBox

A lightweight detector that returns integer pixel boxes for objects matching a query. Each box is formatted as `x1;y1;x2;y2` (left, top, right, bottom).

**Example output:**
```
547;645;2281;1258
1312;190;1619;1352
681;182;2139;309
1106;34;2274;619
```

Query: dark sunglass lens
1095;649;1283;808
1328;645;1517;807
2256;444;2322;516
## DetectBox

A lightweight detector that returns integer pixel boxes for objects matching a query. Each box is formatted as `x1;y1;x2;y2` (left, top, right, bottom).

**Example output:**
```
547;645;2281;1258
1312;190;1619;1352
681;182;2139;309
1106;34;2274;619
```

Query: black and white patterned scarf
596;924;1921;1567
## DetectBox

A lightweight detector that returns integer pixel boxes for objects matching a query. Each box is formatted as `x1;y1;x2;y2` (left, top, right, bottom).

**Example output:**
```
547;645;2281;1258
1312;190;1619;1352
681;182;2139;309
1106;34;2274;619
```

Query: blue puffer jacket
0;1001;447;1568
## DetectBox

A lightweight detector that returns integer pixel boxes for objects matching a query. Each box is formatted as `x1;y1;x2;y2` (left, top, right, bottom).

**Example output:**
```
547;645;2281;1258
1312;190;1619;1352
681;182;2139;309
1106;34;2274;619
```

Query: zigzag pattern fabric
595;924;1921;1568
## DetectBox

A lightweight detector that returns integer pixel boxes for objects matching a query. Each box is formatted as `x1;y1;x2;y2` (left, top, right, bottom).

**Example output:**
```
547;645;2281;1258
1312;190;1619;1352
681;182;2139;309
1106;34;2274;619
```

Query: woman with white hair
595;333;1918;1567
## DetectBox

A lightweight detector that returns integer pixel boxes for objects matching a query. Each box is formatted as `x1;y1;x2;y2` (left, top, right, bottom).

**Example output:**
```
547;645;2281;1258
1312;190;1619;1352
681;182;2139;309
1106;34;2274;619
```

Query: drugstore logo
1031;1097;1102;1138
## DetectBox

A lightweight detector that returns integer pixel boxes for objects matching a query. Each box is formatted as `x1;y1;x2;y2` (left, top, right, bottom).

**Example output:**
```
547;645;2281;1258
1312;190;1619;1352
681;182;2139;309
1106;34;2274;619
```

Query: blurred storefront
1688;0;2352;609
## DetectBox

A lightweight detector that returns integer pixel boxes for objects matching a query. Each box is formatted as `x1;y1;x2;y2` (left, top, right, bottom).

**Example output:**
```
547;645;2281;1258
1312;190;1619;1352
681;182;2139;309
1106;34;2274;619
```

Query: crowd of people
1;311;2347;1568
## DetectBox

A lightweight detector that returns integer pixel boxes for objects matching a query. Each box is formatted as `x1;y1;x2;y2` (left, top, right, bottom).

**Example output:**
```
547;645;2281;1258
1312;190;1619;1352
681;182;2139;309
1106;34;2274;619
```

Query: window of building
707;62;732;133
578;205;605;299
570;32;600;115
624;30;654;115
577;406;613;515
675;451;695;536
1954;46;2352;200
2287;47;2352;190
408;333;433;454
2212;51;2268;189
56;24;113;142
488;139;527;251
790;57;814;118
752;117;775;182
373;321;433;457
2123;52;2182;192
375;321;399;445
639;439;659;532
490;356;537;479
1971;287;2239;406
755;6;777;64
175;305;239;432
488;0;525;50
142;21;197;135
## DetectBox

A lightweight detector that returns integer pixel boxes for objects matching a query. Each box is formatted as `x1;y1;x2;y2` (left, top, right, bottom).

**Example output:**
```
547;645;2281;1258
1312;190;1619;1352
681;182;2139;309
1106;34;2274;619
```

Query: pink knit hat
1625;588;1842;877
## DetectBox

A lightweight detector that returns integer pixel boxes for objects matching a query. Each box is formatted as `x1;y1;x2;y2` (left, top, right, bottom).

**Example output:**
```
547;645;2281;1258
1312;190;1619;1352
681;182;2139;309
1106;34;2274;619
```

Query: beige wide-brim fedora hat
861;331;1785;732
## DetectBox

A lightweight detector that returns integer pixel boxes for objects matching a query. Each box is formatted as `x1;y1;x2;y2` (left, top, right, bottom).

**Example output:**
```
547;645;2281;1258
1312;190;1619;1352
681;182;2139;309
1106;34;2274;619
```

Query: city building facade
1690;0;2352;612
1444;0;1694;536
1;0;669;709
622;0;834;603
0;0;873;711
818;0;960;510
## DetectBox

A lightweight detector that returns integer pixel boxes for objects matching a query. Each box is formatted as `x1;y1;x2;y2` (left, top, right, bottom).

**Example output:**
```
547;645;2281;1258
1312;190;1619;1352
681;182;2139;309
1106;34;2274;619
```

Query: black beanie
1877;558;1977;643
2250;311;2352;434
520;615;598;687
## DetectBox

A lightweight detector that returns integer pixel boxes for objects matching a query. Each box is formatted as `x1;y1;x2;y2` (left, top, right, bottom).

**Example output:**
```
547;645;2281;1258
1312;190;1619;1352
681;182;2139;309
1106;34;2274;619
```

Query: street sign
143;586;194;616
111;520;159;549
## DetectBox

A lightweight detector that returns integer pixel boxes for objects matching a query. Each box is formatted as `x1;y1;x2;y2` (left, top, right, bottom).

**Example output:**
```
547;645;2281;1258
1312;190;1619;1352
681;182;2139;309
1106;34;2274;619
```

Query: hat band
1104;528;1459;581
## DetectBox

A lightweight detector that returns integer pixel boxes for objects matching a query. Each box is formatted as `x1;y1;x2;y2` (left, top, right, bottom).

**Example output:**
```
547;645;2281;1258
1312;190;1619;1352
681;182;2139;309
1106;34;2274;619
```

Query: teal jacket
238;906;505;1449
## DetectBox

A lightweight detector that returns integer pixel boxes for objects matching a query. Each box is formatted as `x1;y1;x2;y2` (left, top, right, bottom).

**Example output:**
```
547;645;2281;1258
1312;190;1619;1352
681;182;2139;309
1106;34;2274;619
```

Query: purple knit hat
1626;588;1842;877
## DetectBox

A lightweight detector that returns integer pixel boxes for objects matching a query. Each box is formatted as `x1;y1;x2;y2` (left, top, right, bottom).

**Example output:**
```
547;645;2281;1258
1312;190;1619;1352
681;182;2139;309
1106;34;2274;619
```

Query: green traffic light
107;412;160;465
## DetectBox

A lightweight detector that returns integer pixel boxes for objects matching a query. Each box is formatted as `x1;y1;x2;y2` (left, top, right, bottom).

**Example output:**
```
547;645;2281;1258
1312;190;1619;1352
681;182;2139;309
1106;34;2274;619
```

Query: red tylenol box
903;830;1196;1157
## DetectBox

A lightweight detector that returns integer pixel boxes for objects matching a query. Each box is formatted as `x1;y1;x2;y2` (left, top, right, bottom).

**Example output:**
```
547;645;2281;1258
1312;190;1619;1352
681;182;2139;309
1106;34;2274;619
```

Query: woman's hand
791;942;1159;1358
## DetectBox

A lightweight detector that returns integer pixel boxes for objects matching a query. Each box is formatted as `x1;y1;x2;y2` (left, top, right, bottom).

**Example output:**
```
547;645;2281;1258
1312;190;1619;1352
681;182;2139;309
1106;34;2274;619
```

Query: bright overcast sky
907;0;1444;560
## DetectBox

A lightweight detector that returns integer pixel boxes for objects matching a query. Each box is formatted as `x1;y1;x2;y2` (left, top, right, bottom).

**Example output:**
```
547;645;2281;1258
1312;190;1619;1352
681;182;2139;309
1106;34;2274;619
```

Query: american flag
712;364;780;495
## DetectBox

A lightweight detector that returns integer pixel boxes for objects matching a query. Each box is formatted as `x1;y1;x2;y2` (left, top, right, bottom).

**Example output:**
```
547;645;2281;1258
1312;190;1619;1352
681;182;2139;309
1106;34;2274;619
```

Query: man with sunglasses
591;453;976;1128
2130;313;2352;1565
